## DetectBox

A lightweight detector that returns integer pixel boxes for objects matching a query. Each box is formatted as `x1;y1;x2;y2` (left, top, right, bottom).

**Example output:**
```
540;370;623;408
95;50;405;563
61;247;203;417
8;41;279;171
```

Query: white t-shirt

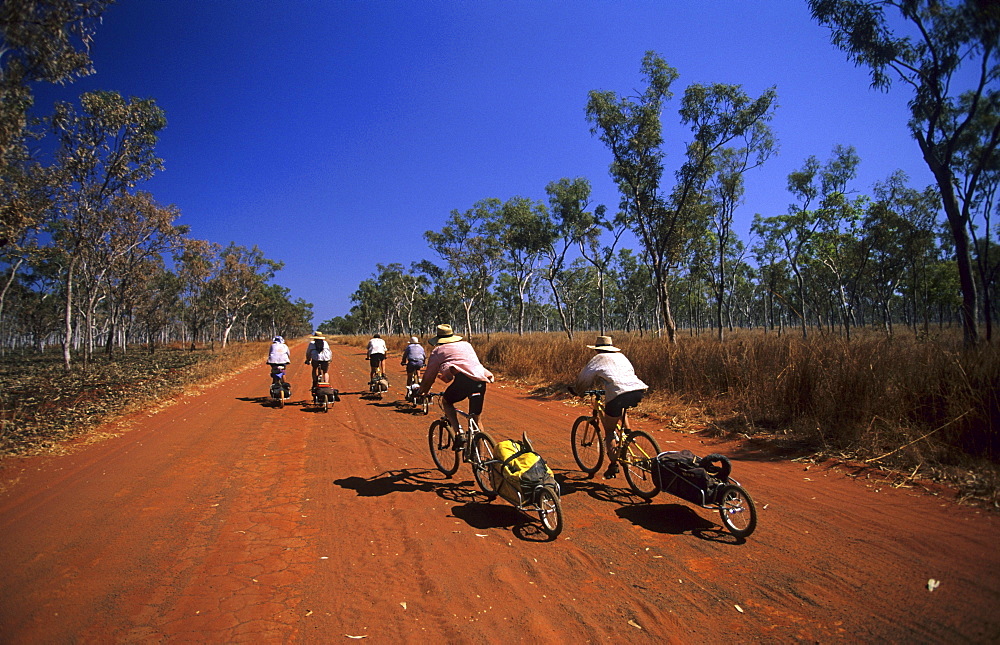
367;338;387;356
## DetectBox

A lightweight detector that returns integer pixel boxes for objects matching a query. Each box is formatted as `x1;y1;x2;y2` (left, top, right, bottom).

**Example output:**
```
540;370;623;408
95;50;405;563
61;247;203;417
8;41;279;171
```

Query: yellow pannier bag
492;438;554;503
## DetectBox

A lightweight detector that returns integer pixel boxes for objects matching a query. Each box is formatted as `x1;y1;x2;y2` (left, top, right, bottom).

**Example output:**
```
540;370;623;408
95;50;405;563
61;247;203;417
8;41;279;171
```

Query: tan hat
586;335;621;352
433;324;463;345
409;336;419;344
310;331;325;339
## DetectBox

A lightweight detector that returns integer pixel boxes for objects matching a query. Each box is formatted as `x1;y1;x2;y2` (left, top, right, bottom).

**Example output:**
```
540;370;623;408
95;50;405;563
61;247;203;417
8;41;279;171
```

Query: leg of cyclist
599;412;621;478
601;389;644;479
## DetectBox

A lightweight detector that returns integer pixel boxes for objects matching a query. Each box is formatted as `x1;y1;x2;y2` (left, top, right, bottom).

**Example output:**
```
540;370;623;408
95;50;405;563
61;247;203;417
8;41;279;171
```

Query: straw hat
586;335;621;352
409;336;419;344
433;324;463;345
310;331;325;339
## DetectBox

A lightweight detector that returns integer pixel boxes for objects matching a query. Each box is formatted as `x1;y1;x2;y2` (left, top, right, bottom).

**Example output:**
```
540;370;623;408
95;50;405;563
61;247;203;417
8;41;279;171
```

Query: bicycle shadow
334;468;443;497
449;498;556;543
615;503;744;544
557;470;651;506
236;396;310;409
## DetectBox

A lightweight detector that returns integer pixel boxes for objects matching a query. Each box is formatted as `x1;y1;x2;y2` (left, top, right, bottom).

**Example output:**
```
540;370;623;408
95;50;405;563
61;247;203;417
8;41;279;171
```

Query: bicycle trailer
652;450;731;507
490;437;558;507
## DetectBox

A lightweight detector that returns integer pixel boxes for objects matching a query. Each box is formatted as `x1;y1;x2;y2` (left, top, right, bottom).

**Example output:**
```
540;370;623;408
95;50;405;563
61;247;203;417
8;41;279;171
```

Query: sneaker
603;463;619;479
453;431;466;451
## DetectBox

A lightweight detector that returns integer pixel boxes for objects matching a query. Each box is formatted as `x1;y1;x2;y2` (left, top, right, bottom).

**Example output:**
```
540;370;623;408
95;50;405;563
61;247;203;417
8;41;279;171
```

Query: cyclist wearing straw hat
418;324;494;438
575;335;648;479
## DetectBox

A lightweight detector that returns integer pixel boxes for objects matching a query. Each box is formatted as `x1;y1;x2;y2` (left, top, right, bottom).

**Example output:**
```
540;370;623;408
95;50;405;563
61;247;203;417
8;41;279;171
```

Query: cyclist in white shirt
574;335;648;479
366;333;388;381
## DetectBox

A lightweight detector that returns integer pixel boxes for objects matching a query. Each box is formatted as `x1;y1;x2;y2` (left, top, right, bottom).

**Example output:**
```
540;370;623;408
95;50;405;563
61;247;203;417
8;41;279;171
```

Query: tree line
325;3;998;345
1;1;313;368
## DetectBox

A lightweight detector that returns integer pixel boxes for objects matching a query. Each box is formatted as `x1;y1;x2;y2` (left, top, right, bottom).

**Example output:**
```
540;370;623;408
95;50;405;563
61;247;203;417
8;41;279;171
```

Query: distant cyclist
305;331;332;385
267;335;291;367
267;335;292;395
367;333;388;381
418;324;494;437
401;336;426;387
574;335;647;480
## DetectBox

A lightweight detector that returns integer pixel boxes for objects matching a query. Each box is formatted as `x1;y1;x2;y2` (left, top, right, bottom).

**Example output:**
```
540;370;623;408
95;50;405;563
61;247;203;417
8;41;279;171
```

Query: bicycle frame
584;389;629;459
570;389;661;498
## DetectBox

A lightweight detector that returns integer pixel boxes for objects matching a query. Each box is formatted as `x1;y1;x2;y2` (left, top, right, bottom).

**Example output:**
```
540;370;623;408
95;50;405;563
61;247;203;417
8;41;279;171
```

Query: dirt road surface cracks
1;341;998;643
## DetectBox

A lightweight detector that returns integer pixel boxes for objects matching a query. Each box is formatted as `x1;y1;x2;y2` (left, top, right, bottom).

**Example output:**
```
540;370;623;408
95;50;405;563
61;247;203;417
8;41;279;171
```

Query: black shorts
369;353;385;368
606;389;645;417
312;360;330;370
443;372;487;416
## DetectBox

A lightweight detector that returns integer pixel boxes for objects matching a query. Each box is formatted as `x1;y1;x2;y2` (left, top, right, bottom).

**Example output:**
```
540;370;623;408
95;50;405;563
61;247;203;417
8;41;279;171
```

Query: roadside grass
0;341;270;458
336;329;999;506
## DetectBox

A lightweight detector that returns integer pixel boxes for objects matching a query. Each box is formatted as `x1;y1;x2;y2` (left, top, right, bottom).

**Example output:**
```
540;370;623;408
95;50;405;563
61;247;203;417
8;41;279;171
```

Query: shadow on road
615;503;743;544
334;468;443;497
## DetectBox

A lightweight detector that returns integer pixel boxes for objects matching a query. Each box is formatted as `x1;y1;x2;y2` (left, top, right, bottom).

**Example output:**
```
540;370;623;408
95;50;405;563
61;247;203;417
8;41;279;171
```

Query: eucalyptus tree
588;51;778;343
810;0;1000;345
424;199;503;336
497;196;554;335
610;249;655;334
0;0;111;176
706;123;777;341
176;238;218;348
132;262;182;352
95;192;185;355
542;177;597;340
577;205;627;335
864;172;940;334
752;145;860;339
206;243;282;348
586;52;678;339
49;91;166;368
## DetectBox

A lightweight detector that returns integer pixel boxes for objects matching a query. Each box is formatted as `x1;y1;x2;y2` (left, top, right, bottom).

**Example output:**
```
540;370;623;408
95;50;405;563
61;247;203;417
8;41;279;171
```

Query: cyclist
305;331;332;385
418;324;494;444
267;335;291;396
267;335;291;366
574;335;647;479
401;336;426;388
366;333;388;382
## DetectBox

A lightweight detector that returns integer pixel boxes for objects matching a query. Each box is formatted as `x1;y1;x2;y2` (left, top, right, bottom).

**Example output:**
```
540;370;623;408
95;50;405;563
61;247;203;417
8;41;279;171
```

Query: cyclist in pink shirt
418;324;494;435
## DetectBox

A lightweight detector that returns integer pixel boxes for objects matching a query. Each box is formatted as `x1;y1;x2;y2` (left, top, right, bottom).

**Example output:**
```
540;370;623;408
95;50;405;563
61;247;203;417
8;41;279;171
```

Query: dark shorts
312;360;330;370
369;353;385;368
606;389;645;418
405;361;423;374
444;372;487;416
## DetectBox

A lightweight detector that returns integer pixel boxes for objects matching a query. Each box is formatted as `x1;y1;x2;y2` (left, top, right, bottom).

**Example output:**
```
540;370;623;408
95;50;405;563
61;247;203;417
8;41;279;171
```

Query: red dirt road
1;341;998;643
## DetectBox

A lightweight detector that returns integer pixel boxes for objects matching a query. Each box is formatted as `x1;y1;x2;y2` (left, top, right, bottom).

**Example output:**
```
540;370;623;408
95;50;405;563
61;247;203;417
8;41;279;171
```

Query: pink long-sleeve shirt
419;341;494;392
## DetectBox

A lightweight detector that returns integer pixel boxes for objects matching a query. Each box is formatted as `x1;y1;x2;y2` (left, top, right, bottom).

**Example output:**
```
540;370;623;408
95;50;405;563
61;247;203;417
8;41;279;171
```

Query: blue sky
32;0;938;325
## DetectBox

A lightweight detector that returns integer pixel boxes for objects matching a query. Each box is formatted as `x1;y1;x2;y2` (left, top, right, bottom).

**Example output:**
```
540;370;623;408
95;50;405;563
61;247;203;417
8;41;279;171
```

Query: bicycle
308;368;338;413
426;393;496;495
569;388;661;499
268;364;291;408
368;362;389;400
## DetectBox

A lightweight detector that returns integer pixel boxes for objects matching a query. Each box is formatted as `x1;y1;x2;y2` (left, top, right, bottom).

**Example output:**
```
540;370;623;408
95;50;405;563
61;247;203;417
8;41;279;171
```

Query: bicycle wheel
470;431;498;499
322;396;329;413
428;419;459;476
421;397;430;415
536;485;563;539
571;416;604;476
621;430;661;499
717;484;757;538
